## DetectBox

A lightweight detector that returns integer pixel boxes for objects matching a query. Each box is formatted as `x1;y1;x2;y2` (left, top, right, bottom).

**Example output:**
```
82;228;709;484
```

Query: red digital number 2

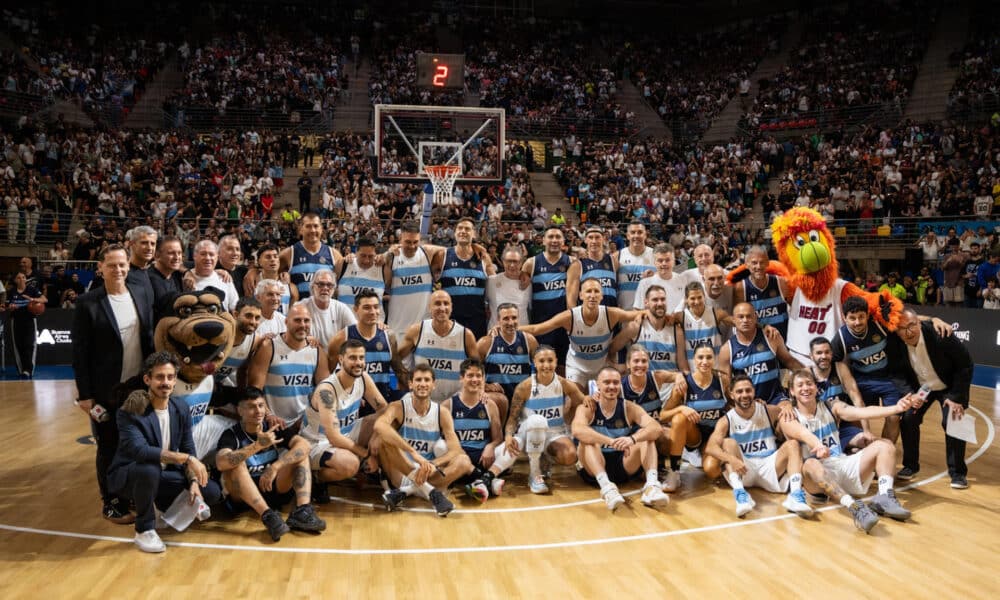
433;65;449;87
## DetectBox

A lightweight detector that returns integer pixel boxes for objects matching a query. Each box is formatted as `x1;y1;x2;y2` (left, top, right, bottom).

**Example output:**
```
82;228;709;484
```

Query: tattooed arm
314;383;368;457
216;428;278;472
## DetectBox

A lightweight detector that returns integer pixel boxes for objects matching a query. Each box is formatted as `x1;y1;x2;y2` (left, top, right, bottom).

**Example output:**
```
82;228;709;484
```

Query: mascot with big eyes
154;288;237;459
731;207;903;362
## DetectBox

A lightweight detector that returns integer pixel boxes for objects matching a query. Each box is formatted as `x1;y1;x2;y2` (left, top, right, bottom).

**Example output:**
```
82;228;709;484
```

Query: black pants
9;314;36;375
117;463;222;533
91;413;125;505
901;391;967;477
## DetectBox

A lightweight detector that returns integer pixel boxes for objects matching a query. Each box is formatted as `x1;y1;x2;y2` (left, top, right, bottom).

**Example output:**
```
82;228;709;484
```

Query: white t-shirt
295;297;357;350
155;407;170;468
486;273;531;329
633;273;687;312
193;271;240;312
108;291;142;381
257;311;287;338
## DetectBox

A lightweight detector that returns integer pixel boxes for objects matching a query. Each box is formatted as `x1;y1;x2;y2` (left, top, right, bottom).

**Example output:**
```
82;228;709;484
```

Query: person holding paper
888;309;973;489
108;352;223;553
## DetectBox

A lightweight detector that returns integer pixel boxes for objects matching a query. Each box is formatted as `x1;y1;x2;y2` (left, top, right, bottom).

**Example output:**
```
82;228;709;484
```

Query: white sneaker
134;529;166;553
660;470;681;493
682;447;703;468
529;474;550;494
734;489;755;518
601;486;626;512
641;484;670;507
782;490;815;518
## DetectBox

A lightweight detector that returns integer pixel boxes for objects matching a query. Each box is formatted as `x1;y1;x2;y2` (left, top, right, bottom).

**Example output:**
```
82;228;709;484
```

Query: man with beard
336;237;386;316
212;297;264;409
808;337;874;454
294;270;356;350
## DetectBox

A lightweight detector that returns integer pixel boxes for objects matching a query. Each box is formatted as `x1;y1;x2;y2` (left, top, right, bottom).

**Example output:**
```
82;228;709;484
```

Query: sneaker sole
267;524;290;541
287;519;327;532
950;483;969;489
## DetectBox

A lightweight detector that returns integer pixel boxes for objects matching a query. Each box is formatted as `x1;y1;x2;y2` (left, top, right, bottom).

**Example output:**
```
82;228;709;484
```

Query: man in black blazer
888;309;974;489
73;244;155;523
109;352;221;553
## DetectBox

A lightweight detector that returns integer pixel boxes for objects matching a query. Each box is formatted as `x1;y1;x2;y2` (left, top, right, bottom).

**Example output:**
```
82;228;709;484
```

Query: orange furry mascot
732;207;902;360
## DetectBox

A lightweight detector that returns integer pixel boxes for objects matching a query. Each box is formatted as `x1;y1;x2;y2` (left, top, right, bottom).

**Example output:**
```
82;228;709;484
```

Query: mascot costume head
154;288;237;383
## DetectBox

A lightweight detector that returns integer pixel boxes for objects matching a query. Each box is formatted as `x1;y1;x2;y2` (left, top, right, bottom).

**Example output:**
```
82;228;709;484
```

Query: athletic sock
415;482;434;500
669;455;682;471
878;475;894;495
727;472;745;491
399;475;416;496
595;471;611;490
789;473;803;493
527;454;542;479
840;495;856;508
645;469;659;488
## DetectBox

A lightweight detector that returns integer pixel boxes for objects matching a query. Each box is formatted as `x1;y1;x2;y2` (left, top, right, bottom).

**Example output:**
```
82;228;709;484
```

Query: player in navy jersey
831;296;905;441
215;392;325;541
573;367;670;511
277;213;344;300
578;226;619;307
441;360;505;502
522;227;581;371
733;246;790;339
716;303;802;405
809;337;875;454
703;374;814;518
434;218;495;338
660;344;730;486
478;302;537;403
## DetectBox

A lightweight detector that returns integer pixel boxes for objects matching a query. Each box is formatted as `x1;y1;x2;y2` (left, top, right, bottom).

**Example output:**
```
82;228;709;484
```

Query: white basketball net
425;165;462;205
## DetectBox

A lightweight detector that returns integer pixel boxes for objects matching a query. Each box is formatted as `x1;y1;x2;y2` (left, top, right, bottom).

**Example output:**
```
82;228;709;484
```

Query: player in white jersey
704;373;813;518
785;278;848;365
248;303;330;428
300;339;388;502
336;238;385;320
782;369;915;533
675;281;731;371
383;222;445;335
614;221;656;309
611;284;681;374
519;279;645;391
632;243;687;310
481;346;589;494
213;297;264;409
375;364;474;517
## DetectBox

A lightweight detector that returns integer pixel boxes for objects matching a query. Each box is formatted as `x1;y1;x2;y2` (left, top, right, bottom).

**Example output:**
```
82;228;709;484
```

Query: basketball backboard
374;104;505;184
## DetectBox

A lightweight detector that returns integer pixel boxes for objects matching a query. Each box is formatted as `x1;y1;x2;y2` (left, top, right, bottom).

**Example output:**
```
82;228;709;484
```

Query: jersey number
807;322;827;334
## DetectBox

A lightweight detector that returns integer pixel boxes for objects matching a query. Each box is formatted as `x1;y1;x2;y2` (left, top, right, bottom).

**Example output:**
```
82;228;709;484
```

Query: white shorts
193;414;236;460
515;420;569;455
566;363;602;389
731;453;789;493
820;453;873;497
308;440;337;470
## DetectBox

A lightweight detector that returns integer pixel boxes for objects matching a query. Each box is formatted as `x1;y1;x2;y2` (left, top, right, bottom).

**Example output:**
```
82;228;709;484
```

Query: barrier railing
162;106;335;132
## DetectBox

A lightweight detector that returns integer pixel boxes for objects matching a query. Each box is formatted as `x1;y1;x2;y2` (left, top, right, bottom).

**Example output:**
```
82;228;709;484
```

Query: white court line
1;406;993;555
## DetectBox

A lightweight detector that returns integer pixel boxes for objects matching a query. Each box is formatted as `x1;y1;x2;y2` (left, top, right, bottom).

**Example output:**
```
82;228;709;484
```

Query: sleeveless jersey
483;331;532;400
616;246;655;309
413;320;468;403
224;422;280;478
276;280;292;314
567;305;613;375
683;306;723;360
440;247;488;334
174;376;214;427
683;373;727;427
580;254;618;306
337;261;386;317
289;241;335;299
450;395;491;456
327;372;367;442
813;368;847;403
727;402;778;459
216;332;254;389
399;394;442;461
794;400;844;458
622;372;663;418
835;322;889;378
387;247;433;334
786;279;848;358
634;318;678;371
264;335;318;425
530;253;571;322
590;398;637;454
346;325;393;400
524;374;568;433
742;274;788;338
728;328;784;404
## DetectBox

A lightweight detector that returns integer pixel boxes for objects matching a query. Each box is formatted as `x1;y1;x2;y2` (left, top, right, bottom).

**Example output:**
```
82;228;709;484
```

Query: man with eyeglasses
485;247;531;330
292;270;356;349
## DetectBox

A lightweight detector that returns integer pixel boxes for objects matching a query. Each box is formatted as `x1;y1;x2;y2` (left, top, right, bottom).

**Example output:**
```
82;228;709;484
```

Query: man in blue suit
108;352;222;553
73;244;155;524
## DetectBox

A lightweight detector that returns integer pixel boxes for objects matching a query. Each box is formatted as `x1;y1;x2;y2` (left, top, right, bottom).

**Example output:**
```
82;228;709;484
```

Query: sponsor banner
908;304;1000;367
918;220;999;236
3;309;74;366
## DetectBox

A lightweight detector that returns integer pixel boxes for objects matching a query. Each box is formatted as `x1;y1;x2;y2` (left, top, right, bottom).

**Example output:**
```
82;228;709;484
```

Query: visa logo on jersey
451;277;479;286
740;439;771;454
744;362;770;376
400;276;425;285
498;364;523;374
542;280;566;291
458;429;485;442
427;359;453;371
282;374;312;386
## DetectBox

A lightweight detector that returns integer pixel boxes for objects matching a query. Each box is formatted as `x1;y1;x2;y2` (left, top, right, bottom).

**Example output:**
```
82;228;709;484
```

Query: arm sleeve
116;410;163;464
71;302;95;400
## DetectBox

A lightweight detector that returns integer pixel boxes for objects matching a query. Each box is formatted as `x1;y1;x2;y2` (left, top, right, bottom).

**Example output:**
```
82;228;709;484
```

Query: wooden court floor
1;379;997;599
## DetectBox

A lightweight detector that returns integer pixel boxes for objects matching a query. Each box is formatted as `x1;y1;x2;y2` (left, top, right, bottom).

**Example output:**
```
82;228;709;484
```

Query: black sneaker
286;504;326;532
382;488;407;512
950;474;969;489
103;498;135;525
896;466;919;480
262;508;290;541
429;489;454;517
311;478;330;504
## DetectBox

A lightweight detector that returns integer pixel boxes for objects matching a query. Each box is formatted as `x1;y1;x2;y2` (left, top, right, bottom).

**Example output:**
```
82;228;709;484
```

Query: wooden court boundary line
0;405;993;555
